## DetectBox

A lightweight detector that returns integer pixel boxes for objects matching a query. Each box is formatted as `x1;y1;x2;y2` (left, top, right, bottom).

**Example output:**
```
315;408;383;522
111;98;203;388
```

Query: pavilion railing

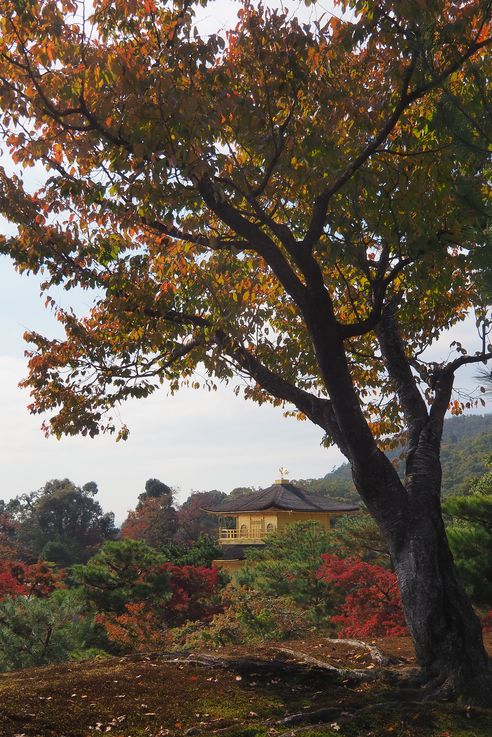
219;528;269;540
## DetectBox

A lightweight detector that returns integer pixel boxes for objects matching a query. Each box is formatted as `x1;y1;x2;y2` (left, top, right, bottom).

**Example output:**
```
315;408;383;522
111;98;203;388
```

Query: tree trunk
395;500;491;703
351;453;492;706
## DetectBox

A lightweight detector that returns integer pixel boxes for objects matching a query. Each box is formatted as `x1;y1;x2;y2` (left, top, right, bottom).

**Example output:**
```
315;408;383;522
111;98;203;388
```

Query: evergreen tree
0;589;95;671
240;521;335;623
74;539;168;614
6;480;116;564
444;464;492;607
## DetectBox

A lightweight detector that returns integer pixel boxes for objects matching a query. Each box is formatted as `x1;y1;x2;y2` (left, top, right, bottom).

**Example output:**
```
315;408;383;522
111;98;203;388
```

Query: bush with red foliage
93;556;223;651
160;563;222;626
481;611;492;633
0;560;65;601
317;554;407;638
95;602;168;652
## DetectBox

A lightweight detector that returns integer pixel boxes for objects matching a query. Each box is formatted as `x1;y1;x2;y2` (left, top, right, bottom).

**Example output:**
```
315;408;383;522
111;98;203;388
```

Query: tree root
121;650;373;680
276;646;382;682
275;699;426;736
417;666;492;708
322;637;396;665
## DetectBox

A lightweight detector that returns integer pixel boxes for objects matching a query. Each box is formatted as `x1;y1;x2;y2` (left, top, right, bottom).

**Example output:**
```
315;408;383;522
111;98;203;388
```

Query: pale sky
0;1;490;521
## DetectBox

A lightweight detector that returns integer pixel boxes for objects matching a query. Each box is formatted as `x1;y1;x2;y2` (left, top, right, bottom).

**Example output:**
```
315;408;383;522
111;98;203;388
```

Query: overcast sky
0;1;489;521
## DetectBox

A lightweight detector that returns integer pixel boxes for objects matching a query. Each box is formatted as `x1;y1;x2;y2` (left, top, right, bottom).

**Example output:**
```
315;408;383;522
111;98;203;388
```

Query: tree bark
393;496;491;703
351;451;492;706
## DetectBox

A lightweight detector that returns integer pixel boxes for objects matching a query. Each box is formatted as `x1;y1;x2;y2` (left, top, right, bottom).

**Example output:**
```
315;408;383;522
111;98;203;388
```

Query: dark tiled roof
202;482;358;514
214;544;264;561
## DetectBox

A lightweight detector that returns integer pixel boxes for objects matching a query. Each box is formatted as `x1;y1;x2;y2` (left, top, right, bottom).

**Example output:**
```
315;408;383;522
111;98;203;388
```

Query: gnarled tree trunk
350;419;492;705
393;498;490;702
242;299;492;704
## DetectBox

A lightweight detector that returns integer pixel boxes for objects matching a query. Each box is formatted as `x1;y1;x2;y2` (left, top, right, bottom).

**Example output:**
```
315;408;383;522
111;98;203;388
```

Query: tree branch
197;176;308;307
339;257;414;339
302;53;419;249
228;342;351;457
445;351;492;374
376;306;428;445
143;218;249;252
302;32;492;250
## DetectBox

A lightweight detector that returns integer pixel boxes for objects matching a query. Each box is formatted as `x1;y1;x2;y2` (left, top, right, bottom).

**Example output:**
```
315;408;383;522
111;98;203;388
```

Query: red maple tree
318;554;407;638
0;560;65;600
96;561;222;650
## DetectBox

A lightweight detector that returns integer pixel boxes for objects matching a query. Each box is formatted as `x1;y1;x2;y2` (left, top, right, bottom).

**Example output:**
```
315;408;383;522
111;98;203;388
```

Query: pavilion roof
202;482;358;514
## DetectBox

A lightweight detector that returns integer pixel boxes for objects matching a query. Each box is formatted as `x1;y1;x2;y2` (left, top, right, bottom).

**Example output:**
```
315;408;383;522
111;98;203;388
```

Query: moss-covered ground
0;636;491;737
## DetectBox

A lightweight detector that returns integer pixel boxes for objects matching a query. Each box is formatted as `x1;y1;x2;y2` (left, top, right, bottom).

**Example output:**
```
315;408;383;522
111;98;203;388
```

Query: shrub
0;559;64;601
481;610;492;633
0;589;95;671
173;584;308;649
318;554;407;638
161;562;222;626
96;602;168;652
80;541;223;651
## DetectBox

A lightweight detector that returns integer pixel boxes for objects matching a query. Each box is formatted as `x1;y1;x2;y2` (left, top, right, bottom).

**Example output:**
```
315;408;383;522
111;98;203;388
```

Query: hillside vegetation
292;415;492;504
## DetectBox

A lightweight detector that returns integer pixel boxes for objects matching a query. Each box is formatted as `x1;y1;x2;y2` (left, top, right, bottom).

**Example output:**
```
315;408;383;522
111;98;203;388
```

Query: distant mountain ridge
291;414;492;504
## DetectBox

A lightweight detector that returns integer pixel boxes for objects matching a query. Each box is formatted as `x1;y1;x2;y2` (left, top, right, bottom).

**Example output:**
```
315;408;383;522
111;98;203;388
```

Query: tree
121;478;177;548
96;561;222;649
318;554;407;638
137;478;174;509
6;479;117;563
0;0;491;701
241;521;335;623
159;562;222;626
0;559;64;601
175;490;227;543
294;475;359;506
0;508;22;561
329;511;390;566
74;539;169;614
160;534;223;568
121;496;177;548
228;487;257;500
443;463;492;607
0;589;94;671
78;539;222;650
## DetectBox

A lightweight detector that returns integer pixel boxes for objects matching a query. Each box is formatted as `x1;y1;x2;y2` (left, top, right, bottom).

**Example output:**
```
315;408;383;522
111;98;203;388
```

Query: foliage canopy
0;0;489;443
4;479;116;563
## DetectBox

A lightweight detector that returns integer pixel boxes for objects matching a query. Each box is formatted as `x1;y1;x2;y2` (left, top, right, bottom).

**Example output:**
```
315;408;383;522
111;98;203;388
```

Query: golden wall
276;510;331;531
224;509;337;536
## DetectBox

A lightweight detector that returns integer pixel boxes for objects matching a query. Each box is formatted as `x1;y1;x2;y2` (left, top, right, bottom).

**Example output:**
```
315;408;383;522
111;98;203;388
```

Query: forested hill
293;414;492;505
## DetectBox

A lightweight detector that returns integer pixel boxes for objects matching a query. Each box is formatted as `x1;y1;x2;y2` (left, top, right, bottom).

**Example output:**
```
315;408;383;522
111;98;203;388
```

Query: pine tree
444;464;492;607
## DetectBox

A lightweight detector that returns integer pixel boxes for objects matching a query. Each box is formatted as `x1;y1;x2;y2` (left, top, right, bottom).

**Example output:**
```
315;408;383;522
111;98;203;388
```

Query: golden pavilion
203;479;358;573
